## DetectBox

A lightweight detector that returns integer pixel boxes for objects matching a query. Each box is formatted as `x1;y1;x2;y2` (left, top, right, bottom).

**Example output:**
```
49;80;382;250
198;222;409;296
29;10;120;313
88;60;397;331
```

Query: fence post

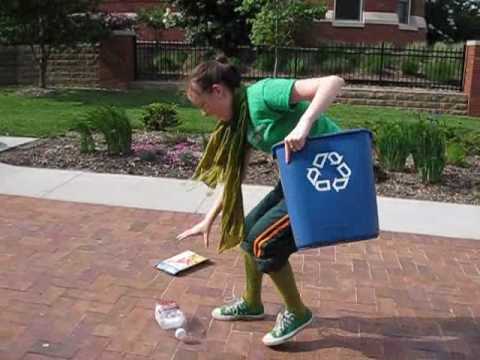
133;38;137;81
379;42;385;83
294;48;298;78
98;30;136;89
464;40;480;117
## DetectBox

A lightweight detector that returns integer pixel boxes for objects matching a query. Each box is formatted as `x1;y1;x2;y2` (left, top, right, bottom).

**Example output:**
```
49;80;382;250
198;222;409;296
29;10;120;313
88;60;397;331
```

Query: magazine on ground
154;250;208;275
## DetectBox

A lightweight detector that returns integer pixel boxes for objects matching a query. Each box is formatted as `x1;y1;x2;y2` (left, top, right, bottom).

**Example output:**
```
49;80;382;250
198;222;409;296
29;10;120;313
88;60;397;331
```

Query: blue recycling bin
272;129;379;250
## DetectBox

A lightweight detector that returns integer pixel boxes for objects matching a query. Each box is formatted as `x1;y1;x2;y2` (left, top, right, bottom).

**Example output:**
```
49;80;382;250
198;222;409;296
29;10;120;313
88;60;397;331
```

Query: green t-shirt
246;78;341;154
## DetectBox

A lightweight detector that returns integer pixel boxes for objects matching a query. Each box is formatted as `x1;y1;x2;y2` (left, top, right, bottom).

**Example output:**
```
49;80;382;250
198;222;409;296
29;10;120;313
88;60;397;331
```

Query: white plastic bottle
154;301;185;330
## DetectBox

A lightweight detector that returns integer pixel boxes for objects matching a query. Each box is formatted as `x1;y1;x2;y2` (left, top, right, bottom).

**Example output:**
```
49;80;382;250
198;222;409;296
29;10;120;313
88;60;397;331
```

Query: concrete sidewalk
1;161;479;240
0;136;38;152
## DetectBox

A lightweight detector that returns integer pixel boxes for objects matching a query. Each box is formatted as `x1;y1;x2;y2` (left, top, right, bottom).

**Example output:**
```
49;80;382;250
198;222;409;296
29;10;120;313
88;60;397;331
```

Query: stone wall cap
466;40;480;46
112;30;136;36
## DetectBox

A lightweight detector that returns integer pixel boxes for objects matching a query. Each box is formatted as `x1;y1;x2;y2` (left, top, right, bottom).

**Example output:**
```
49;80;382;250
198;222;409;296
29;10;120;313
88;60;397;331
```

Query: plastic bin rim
271;128;373;157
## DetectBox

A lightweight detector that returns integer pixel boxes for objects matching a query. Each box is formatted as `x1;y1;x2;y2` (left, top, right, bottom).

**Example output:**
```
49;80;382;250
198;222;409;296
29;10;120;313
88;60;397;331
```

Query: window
398;0;411;24
335;0;362;21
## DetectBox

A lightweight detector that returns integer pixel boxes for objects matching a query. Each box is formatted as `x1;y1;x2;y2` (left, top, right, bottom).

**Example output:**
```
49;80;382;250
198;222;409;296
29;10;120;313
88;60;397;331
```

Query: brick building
99;0;427;45
99;0;161;13
305;0;427;46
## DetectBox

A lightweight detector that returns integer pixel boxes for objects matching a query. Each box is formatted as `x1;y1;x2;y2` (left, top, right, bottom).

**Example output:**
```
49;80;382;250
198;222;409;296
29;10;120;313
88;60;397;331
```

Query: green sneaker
211;298;264;321
262;308;313;346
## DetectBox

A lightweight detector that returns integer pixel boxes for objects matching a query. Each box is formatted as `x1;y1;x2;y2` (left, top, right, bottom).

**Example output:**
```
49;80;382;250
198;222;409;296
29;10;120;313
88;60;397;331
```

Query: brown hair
188;55;241;96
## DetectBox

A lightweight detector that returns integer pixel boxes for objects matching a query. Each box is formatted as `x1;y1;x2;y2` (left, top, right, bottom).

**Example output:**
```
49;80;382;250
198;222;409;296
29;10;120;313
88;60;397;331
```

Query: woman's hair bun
215;54;229;64
188;54;241;92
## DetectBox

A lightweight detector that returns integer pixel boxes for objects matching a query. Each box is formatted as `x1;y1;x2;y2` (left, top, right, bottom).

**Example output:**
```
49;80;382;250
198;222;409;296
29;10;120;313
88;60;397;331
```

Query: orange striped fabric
253;216;288;257
253;215;290;258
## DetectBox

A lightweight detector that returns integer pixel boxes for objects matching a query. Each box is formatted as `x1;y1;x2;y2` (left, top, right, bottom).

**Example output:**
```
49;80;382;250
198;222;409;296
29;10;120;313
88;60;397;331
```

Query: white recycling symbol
306;151;352;192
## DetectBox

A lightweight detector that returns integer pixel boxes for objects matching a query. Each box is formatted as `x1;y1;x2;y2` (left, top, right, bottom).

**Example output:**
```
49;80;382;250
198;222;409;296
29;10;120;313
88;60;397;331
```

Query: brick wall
312;0;399;12
0;32;136;89
16;47;37;86
0;46;17;85
97;32;136;89
99;0;165;12
411;0;425;17
300;22;426;46
7;45;100;88
338;87;468;115
464;41;480;117
364;0;398;13
312;0;424;14
0;34;135;89
136;25;185;42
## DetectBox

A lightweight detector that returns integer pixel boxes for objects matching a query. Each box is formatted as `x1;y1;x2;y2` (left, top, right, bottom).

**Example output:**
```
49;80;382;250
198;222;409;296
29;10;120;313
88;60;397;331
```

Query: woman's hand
285;76;345;164
176;217;213;248
284;121;310;164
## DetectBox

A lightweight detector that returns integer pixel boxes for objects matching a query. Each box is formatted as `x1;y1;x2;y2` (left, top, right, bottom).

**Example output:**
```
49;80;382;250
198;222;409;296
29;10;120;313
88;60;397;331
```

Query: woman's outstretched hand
176;218;213;248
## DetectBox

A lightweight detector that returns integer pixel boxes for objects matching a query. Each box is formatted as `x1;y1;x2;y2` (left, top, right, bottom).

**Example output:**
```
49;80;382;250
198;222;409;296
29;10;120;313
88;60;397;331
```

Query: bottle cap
175;327;186;339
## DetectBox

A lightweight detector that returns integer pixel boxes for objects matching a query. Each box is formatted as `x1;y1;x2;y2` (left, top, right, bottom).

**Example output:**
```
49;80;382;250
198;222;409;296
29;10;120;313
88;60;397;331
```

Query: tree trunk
29;43;49;89
39;59;48;89
273;0;279;78
39;45;49;89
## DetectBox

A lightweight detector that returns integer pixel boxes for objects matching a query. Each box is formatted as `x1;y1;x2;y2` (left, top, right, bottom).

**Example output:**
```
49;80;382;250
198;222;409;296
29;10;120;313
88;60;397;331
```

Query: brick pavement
0;194;479;360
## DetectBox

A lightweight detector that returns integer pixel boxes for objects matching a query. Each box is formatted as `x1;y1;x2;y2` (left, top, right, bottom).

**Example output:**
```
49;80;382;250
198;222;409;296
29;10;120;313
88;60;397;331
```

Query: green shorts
240;181;297;273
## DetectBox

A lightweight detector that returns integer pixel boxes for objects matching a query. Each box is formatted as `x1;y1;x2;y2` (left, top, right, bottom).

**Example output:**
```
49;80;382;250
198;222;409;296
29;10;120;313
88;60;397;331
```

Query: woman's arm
176;147;251;246
284;76;345;163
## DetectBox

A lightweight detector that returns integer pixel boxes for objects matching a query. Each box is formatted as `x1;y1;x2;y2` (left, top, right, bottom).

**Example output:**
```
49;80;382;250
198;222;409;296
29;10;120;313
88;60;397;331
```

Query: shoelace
273;311;296;334
223;298;245;315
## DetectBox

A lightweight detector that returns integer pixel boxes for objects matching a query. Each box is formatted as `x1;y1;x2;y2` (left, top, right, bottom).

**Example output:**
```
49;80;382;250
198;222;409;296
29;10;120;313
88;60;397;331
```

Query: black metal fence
136;41;466;91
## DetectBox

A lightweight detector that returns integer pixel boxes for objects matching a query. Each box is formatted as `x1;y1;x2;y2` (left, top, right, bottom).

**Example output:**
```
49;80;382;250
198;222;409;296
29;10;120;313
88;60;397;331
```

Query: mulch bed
1;131;479;205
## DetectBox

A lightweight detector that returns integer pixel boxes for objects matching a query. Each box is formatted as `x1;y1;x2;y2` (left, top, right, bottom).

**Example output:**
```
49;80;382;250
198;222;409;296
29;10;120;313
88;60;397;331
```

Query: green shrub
446;142;468;167
286;57;309;75
376;121;412;171
254;52;275;72
411;117;447;184
182;51;214;73
463;132;480;155
315;45;332;65
163;132;190;146
75;106;132;155
319;46;359;74
228;56;249;73
443;124;480;156
342;119;382;140
406;42;428;51
141;102;179;131
153;51;188;72
74;121;96;154
361;53;393;75
320;57;356;74
401;58;420;76
179;150;197;167
182;53;200;73
138;150;157;162
432;42;464;51
361;54;383;75
424;60;461;83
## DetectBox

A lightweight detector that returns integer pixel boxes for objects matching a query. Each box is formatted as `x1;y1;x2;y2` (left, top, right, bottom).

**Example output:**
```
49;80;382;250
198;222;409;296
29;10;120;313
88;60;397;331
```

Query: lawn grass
0;87;215;137
328;104;480;131
0;86;479;138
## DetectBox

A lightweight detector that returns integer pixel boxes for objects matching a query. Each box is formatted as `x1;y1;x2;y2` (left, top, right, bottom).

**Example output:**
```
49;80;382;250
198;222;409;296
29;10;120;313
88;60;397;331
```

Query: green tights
242;252;307;317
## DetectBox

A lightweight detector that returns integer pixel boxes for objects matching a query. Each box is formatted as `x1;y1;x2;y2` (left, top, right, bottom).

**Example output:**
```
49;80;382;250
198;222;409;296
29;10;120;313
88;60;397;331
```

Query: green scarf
192;86;249;253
